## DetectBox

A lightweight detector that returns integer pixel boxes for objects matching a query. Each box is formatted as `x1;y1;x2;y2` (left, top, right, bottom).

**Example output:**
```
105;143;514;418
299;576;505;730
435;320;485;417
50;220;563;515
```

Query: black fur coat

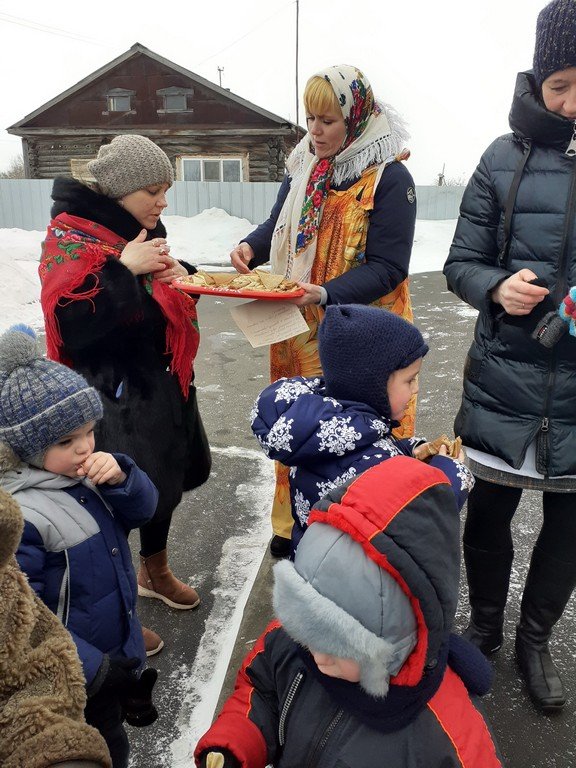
48;178;211;522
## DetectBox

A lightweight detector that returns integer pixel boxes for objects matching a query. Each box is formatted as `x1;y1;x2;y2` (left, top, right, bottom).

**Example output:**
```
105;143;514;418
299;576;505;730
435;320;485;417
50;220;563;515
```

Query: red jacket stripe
308;456;450;541
194;621;280;767
427;668;503;768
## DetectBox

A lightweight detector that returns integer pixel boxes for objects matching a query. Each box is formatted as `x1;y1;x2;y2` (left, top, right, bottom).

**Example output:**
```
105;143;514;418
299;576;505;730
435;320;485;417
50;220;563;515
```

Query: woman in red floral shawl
39;135;211;656
230;65;417;558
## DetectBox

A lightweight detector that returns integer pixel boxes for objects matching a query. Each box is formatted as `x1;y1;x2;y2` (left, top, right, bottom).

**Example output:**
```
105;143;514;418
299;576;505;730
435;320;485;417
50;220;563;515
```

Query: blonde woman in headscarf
230;65;417;557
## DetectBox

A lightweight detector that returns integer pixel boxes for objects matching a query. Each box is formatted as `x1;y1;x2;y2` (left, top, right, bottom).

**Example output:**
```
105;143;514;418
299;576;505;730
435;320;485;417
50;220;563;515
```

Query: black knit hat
534;0;576;86
318;305;428;419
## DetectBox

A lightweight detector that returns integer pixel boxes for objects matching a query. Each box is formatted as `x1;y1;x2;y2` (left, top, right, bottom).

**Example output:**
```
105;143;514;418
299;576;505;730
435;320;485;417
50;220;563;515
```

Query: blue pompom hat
0;325;103;463
318;305;428;419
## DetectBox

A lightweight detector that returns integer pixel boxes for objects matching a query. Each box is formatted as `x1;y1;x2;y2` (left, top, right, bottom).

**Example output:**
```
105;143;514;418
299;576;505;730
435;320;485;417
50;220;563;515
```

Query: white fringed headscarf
270;65;410;282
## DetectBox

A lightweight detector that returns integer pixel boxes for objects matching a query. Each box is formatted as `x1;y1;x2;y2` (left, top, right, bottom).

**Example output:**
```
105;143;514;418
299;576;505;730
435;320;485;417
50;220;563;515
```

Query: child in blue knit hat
0;325;159;768
252;305;473;554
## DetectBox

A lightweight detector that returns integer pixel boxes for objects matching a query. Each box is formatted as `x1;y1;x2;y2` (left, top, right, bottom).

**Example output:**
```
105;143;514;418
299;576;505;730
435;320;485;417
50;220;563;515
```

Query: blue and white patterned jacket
251;377;474;550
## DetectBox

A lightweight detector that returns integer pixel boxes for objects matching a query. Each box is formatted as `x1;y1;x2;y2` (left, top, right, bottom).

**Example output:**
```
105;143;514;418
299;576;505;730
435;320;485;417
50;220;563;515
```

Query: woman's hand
230;242;254;273
120;229;172;276
491;268;549;315
153;258;188;284
287;281;323;306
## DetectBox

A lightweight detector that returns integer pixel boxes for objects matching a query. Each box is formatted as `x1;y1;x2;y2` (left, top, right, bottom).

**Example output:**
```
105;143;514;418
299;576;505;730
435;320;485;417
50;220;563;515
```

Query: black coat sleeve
323;162;416;305
242;176;291;268
55;257;144;353
443;140;511;313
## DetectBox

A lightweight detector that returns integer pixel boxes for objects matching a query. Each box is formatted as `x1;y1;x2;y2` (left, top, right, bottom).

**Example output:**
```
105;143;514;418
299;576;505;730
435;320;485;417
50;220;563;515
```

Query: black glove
88;655;140;698
198;748;241;768
122;667;158;727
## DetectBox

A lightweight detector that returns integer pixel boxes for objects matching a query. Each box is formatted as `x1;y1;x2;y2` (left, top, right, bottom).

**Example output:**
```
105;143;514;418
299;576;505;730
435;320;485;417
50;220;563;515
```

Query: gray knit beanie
0;325;103;463
274;523;417;698
87;135;174;199
318;305;429;419
533;0;576;85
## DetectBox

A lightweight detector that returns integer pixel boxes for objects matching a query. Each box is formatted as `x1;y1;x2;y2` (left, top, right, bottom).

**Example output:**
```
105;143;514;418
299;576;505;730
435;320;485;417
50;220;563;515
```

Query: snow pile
163;207;255;266
0;210;457;333
0;228;46;331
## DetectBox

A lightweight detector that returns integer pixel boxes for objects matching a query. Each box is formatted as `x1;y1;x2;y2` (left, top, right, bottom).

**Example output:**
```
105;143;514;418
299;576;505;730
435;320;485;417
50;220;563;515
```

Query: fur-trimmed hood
273;456;460;696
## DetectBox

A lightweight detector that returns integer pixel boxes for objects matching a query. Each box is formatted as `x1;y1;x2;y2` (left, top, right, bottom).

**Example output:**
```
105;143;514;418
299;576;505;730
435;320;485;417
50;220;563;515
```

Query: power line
197;1;293;65
0;12;111;47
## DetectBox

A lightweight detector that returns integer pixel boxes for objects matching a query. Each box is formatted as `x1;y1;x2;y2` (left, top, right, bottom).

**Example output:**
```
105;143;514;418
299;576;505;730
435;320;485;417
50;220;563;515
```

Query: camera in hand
500;277;567;348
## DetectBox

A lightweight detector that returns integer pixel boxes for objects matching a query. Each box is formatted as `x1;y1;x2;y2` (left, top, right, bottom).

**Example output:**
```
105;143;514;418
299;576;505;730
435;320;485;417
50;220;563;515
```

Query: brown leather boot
138;549;200;610
142;626;164;657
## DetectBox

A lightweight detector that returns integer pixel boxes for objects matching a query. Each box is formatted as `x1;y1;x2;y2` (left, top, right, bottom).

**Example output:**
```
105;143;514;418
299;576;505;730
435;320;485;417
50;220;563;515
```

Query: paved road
130;272;576;768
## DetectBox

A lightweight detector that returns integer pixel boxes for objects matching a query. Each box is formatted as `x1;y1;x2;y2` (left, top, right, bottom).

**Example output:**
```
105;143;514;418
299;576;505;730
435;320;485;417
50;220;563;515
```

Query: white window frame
178;156;244;182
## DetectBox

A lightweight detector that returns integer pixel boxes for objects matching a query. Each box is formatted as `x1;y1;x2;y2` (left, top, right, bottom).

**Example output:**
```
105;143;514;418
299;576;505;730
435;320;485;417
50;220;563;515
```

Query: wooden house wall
24;55;280;130
25;135;291;181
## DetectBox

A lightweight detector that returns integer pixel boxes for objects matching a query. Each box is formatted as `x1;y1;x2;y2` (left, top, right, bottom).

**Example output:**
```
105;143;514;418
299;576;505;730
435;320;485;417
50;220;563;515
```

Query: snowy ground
0;208;456;332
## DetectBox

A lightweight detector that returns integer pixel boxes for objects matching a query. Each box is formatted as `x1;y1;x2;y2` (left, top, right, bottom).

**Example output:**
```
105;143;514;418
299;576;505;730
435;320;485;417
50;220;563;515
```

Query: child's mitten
559;286;576;337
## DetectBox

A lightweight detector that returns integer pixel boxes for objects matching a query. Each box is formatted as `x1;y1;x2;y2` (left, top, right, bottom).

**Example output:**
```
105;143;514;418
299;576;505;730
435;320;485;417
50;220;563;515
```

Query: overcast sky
0;0;546;185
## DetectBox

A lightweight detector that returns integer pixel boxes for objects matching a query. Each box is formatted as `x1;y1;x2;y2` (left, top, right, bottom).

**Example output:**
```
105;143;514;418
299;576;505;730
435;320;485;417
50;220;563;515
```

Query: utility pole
217;66;224;88
437;163;446;186
295;0;300;139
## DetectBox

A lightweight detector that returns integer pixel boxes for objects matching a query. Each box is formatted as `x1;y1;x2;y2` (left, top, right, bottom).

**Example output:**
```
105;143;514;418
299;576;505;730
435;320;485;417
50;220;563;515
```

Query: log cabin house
7;42;300;182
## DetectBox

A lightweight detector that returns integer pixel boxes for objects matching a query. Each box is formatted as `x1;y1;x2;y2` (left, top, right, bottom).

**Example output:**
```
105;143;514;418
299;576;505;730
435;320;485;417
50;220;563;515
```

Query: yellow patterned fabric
270;165;416;537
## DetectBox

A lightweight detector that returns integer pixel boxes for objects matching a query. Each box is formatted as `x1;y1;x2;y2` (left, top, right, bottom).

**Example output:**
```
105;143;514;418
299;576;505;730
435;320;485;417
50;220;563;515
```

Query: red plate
172;278;305;301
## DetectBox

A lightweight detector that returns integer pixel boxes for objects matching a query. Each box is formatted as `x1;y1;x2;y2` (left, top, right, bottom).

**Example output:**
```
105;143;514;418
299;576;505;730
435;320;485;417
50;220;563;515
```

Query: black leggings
139;515;172;558
85;690;129;768
464;477;576;563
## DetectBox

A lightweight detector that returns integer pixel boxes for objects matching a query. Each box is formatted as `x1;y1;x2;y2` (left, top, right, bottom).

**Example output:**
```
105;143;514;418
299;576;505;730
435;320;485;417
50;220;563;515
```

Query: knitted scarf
296;633;492;734
39;213;199;398
270;64;410;282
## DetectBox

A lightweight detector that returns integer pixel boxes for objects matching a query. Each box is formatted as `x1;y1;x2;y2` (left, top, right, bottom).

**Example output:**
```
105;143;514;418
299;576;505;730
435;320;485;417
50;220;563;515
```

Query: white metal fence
0;179;465;231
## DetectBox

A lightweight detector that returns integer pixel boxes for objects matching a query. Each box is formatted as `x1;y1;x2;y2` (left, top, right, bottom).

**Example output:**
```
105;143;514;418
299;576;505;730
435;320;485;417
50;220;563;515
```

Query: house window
103;88;136;114
156;87;194;114
109;95;131;111
180;157;243;182
165;93;187;111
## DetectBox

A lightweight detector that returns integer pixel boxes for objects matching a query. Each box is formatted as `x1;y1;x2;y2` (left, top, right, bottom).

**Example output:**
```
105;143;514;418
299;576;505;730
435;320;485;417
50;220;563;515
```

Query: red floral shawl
39;213;199;398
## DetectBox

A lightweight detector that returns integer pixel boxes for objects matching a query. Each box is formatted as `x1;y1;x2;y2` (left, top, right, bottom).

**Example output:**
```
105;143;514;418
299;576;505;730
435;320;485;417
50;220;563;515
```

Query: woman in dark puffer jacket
443;0;576;714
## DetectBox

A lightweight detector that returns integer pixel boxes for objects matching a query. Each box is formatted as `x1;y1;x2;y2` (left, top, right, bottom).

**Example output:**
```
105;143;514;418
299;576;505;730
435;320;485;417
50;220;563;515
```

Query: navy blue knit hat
534;0;576;86
318;305;428;418
0;325;103;463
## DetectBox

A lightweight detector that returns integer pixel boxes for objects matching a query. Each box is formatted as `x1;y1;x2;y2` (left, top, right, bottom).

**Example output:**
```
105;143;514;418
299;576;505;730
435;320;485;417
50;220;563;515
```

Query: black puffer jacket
444;71;576;477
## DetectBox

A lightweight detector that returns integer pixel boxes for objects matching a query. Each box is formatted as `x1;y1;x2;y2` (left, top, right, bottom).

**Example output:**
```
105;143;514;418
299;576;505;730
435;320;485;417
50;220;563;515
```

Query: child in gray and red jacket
195;457;503;768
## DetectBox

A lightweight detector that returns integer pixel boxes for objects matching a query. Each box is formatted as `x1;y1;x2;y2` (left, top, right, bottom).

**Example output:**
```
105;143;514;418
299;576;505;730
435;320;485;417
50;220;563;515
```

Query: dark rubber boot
516;546;576;713
462;544;514;655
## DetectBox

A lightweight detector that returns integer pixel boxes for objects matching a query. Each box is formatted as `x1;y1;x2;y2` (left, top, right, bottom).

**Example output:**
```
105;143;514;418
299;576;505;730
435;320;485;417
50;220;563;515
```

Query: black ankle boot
515;630;565;712
462;544;514;655
516;546;576;713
